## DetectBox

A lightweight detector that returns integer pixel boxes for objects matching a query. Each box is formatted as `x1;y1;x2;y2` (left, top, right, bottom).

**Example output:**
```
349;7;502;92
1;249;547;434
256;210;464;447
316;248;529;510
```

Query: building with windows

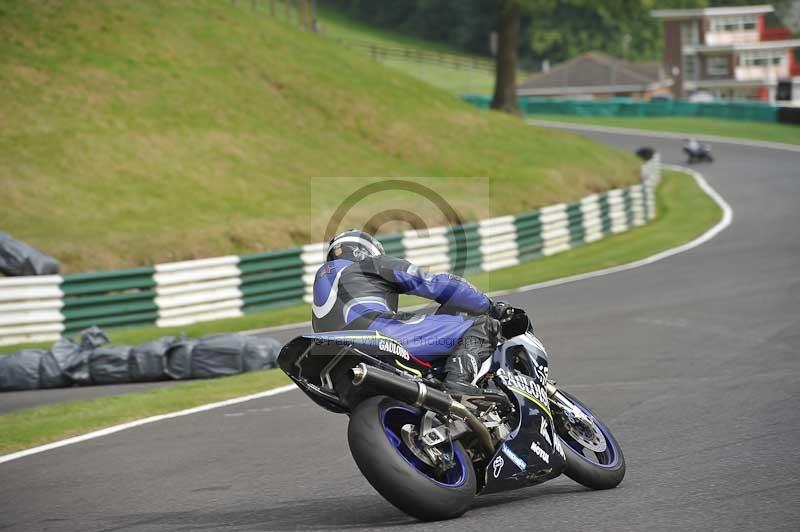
652;4;800;102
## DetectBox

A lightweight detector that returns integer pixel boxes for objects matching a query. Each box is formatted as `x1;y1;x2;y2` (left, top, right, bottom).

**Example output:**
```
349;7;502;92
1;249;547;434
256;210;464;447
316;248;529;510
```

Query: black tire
347;396;475;521
555;390;626;490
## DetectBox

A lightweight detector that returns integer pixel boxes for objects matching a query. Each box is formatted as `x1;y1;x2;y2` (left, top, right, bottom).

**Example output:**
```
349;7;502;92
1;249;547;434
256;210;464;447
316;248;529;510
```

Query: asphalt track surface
2;130;798;532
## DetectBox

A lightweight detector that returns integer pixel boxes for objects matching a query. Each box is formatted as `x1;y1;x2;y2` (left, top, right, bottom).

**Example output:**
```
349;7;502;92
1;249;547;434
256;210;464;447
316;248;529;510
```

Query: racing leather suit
311;255;499;388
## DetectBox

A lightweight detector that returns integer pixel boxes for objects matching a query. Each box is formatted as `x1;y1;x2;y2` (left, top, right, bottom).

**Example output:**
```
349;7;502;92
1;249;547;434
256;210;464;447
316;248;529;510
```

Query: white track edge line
0;384;298;464
487;164;732;297
527;119;800;153
1;166;730;465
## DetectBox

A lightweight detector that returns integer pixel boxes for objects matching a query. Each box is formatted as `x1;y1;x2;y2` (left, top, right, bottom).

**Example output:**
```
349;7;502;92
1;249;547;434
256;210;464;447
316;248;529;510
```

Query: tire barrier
0;158;660;347
0;326;282;392
462;95;779;123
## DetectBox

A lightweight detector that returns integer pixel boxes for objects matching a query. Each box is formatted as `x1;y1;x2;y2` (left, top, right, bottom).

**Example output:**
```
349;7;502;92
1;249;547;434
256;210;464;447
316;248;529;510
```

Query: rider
685;137;701;154
311;229;503;396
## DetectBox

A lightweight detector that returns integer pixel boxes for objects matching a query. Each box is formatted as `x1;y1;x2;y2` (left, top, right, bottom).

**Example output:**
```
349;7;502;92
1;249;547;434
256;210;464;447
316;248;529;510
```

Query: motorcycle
277;306;625;521
684;143;714;164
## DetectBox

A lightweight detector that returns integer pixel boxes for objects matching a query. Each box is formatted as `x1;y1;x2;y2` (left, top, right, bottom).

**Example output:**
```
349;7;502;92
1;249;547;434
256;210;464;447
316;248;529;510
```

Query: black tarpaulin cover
0;231;59;276
1;328;283;392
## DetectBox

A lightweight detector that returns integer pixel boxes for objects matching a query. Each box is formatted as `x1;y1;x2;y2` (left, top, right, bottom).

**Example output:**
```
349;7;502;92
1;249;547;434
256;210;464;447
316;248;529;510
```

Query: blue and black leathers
312;255;495;362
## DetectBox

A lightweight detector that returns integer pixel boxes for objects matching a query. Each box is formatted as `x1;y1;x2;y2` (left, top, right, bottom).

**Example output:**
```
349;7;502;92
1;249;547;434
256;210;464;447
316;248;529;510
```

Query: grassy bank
0;169;722;454
315;6;503;95
0;169;715;356
530;115;800;146
0;0;637;273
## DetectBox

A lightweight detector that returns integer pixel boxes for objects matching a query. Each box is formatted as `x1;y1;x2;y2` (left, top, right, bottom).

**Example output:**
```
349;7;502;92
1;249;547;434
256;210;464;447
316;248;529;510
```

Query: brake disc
565;416;607;453
552;393;607;453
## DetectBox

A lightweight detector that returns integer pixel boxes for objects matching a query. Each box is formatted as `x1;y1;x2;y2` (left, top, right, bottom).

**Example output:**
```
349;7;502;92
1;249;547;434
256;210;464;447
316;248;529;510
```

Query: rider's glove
489;300;511;320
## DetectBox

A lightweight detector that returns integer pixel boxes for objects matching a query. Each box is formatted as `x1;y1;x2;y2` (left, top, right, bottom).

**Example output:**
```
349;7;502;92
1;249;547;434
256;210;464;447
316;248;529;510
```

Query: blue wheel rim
380;404;468;488
557;395;620;469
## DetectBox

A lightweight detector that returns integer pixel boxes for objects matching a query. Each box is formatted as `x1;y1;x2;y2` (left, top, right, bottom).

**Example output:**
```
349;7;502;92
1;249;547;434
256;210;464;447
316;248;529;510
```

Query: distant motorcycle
278;305;625;521
684;141;713;164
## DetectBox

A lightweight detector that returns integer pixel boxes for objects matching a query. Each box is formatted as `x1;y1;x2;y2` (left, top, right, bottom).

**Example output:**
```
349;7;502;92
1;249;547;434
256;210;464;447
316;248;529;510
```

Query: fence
0;158;660;346
461;95;779;123
336;39;496;74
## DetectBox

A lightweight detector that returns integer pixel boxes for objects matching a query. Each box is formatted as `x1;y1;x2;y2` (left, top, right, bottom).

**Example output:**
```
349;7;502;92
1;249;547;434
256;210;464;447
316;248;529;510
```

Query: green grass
0;169;717;356
0;169;722;454
469;170;721;292
530;115;800;146
0;1;637;273
0;369;291;455
316;6;501;95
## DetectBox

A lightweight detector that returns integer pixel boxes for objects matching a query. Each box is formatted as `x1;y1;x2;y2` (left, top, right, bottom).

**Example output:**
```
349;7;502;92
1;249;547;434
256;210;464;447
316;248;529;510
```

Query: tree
491;0;558;115
490;0;523;114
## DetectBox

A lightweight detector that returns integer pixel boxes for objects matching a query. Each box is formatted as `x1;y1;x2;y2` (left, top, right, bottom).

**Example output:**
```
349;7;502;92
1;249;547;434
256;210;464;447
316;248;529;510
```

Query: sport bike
278;306;625;521
684;143;714;164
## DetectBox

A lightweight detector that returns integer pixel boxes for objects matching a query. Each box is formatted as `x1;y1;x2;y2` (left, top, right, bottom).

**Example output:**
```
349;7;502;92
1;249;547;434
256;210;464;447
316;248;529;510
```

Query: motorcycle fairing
480;333;566;494
278;330;435;413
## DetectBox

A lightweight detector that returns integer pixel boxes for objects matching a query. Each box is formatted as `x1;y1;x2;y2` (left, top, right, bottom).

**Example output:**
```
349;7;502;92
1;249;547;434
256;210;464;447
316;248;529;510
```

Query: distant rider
311;229;504;396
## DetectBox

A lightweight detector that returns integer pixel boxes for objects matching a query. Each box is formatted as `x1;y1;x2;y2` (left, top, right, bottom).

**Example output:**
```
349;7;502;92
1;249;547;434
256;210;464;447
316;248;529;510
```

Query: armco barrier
0;276;64;345
239;248;304;314
153;256;242;328
461;95;779;123
61;267;156;335
0;157;660;346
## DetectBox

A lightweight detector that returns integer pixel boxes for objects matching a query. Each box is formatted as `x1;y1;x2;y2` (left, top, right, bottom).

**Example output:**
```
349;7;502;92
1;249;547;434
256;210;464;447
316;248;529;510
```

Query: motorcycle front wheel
552;390;626;490
347;395;475;521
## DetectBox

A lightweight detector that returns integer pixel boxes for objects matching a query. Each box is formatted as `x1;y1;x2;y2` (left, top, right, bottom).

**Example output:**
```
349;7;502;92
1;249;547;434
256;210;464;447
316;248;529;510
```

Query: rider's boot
443;335;490;396
443;351;482;396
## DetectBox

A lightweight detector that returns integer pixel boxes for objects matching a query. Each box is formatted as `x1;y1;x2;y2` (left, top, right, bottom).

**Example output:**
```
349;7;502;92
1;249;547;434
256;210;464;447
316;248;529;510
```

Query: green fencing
447;222;483;275
61;267;157;334
239;248;305;314
513;211;544;263
461;95;779;123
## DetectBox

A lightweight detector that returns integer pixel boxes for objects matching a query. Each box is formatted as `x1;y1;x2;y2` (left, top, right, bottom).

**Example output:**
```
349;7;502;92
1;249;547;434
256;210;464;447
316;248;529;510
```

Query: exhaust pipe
350;363;495;454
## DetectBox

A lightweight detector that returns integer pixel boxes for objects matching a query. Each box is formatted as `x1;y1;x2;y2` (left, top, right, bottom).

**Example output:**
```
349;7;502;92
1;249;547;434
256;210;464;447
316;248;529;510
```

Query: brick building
652;4;800;102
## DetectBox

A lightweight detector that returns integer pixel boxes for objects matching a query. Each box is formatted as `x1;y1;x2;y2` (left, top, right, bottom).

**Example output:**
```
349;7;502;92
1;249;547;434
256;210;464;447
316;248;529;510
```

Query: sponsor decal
501;444;527;472
530;356;549;383
530;441;549;464
540;417;552;445
553;435;565;459
496;368;550;413
378;340;410;360
492;455;505;478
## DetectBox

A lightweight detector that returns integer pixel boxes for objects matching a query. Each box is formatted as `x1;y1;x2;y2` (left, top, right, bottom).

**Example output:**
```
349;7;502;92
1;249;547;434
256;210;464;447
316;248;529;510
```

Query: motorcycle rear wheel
552;390;626;490
347;395;475;521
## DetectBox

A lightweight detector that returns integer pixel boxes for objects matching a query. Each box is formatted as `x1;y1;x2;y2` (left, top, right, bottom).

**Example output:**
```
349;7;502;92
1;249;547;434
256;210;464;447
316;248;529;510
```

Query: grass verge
0;370;291;455
530;115;800;146
0;169;722;455
470;169;722;292
1;0;637;272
